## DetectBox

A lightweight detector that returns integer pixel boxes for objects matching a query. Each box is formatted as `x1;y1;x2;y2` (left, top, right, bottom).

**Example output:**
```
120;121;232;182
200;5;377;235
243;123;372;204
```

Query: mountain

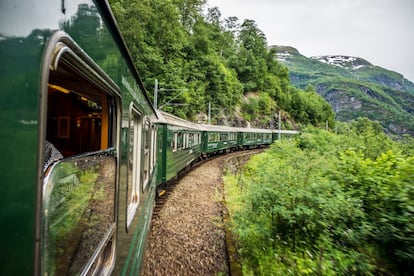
271;45;414;136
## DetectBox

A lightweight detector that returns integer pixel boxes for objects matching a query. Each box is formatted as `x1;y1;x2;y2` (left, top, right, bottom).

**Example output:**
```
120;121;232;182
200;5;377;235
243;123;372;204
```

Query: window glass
177;132;183;150
209;133;220;142
42;150;116;275
150;125;157;172
172;132;178;152
47;61;113;158
143;120;151;190
196;133;200;145
127;105;142;228
184;133;189;148
189;133;194;147
220;133;228;141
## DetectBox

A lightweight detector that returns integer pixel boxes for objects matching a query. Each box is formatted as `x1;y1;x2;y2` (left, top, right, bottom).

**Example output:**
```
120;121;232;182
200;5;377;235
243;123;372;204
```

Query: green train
155;110;298;198
0;1;297;275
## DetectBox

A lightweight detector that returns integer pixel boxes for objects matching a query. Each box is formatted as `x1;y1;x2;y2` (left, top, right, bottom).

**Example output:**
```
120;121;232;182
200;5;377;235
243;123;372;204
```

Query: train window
143;119;151;190
40;36;120;275
127;103;142;229
177;132;183;150
46;48;117;157
208;133;219;142
194;133;198;145
189;133;194;147
42;151;117;275
150;125;157;173
184;133;189;148
172;132;178;152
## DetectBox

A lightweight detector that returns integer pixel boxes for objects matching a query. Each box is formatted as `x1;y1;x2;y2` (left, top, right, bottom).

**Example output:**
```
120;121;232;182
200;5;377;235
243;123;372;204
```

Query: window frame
37;31;121;276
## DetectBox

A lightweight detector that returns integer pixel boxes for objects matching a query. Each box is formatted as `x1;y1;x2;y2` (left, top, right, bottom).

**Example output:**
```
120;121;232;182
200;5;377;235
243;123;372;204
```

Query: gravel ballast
142;155;230;275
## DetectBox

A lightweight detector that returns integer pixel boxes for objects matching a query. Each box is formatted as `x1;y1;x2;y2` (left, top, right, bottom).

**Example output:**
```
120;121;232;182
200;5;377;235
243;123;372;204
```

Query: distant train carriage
156;111;203;190
239;128;274;148
272;129;300;141
200;124;239;156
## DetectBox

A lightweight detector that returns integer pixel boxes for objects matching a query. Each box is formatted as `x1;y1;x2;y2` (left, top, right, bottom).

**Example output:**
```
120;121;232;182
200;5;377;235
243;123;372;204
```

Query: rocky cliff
271;45;414;136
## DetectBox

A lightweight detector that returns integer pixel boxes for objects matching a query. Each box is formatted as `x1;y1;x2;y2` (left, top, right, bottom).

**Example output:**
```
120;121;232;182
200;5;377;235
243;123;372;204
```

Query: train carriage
1;1;158;275
199;124;239;156
156;111;203;190
272;129;301;142
238;128;274;148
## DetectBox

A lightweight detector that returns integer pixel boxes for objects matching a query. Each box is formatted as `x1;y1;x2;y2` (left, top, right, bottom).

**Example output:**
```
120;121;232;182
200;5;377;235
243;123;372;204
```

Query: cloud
208;0;414;81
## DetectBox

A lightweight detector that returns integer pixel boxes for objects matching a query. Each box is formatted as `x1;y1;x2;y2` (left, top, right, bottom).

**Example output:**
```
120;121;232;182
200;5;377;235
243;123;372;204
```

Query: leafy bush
225;123;414;275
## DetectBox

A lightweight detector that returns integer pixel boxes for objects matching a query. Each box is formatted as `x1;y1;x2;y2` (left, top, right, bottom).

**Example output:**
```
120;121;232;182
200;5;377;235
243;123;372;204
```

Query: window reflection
127;105;141;229
42;149;116;275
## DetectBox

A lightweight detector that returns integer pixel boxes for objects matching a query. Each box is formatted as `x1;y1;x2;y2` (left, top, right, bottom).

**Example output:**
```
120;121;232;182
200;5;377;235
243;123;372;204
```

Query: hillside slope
271;45;414;136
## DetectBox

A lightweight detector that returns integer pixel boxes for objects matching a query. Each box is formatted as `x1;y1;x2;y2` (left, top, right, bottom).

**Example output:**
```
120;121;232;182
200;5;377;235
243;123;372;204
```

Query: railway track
143;149;263;275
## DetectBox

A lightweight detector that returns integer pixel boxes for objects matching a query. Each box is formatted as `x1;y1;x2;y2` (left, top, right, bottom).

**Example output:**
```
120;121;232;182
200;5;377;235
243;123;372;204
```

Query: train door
38;34;120;276
127;103;142;229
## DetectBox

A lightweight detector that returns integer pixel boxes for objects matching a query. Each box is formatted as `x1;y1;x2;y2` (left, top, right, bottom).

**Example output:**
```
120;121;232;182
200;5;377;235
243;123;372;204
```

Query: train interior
46;61;112;157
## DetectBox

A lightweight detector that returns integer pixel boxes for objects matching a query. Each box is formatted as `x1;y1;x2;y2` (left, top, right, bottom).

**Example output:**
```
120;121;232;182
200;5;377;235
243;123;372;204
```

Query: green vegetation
273;46;414;136
225;118;414;275
109;0;334;128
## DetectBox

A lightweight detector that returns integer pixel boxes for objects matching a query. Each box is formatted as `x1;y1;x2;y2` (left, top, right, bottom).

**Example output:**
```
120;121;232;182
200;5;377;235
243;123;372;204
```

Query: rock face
271;45;414;136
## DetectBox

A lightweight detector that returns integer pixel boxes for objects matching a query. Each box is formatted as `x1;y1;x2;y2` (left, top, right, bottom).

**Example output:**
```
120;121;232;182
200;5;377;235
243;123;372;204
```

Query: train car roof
273;129;300;134
198;124;240;132
156;110;299;134
199;124;276;134
156;110;203;130
241;127;274;133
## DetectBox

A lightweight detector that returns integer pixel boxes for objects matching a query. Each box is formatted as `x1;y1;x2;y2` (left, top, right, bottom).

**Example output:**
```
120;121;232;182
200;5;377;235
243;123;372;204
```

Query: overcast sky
207;0;414;82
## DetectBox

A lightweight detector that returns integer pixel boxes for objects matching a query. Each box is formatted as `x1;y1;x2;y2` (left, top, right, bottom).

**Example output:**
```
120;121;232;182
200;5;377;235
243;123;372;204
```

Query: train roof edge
157;109;300;134
98;1;158;119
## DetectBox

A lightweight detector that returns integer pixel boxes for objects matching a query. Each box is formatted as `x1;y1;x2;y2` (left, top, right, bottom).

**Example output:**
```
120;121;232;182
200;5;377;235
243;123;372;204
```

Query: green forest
225;119;414;275
110;0;334;128
109;1;414;275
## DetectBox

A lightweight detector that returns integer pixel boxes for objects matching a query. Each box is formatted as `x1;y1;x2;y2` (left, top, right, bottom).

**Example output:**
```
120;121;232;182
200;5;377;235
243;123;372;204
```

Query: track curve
142;150;262;275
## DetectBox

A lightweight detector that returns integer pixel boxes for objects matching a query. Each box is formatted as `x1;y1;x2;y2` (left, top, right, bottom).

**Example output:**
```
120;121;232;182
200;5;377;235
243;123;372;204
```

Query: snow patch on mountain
311;55;373;70
276;51;291;62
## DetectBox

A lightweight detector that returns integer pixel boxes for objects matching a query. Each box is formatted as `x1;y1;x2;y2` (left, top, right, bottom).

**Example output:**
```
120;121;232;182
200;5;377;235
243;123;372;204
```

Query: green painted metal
156;124;169;186
0;1;157;275
204;131;238;154
163;126;202;183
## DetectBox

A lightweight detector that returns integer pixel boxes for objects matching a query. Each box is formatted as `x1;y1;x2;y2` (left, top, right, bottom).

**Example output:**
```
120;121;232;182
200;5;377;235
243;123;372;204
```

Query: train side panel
204;131;238;154
0;1;157;275
164;125;203;182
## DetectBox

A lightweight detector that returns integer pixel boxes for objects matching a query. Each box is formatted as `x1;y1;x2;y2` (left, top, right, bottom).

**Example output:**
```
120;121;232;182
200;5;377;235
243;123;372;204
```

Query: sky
207;0;414;82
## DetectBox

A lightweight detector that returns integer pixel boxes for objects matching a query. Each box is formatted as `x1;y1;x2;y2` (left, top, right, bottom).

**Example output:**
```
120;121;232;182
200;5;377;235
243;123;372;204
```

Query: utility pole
278;110;281;140
154;79;158;109
208;102;211;124
154;79;188;110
